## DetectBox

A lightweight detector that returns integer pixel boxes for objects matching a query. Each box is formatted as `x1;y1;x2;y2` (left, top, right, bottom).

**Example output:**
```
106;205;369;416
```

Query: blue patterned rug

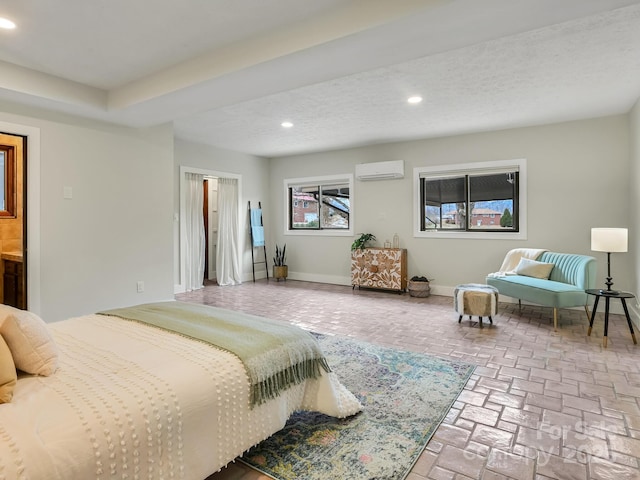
240;333;475;480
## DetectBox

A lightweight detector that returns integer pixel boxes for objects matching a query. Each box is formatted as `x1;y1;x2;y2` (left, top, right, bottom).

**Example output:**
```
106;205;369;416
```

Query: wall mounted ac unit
355;160;404;181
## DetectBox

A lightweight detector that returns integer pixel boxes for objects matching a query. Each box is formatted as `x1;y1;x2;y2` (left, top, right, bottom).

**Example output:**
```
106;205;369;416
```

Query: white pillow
0;306;59;376
514;257;555;280
0;333;17;403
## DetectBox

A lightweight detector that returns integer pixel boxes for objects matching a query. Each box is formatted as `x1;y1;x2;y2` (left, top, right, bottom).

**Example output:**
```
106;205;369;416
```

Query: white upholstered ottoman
454;283;498;326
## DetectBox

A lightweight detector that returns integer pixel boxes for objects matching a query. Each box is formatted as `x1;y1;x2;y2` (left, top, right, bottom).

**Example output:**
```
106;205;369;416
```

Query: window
414;159;526;239
285;174;354;236
0;145;16;217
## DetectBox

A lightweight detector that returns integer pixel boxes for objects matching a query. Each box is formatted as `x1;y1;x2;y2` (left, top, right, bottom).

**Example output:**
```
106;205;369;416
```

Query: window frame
413;159;527;240
0;145;16;218
284;174;354;237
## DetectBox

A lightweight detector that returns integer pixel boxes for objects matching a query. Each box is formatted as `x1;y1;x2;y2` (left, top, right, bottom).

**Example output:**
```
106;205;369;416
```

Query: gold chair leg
553;308;558;331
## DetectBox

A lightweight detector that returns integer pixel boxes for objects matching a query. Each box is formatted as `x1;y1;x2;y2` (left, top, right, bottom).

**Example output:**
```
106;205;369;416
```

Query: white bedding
0;313;361;479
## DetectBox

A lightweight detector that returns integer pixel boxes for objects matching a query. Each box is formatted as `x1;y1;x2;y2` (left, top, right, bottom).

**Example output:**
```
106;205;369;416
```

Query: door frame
0;121;41;314
176;165;242;293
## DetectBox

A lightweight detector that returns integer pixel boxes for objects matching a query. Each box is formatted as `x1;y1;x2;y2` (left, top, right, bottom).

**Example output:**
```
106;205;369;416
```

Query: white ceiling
1;0;640;157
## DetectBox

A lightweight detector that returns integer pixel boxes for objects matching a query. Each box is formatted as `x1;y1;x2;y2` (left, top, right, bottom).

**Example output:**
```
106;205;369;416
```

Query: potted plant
273;244;288;281
351;233;377;251
408;275;431;297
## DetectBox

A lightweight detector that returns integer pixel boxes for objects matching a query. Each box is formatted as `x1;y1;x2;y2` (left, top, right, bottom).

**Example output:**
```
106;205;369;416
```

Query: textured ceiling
1;0;640;157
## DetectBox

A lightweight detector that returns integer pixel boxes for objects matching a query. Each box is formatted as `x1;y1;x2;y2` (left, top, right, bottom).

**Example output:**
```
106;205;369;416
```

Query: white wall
0;103;175;322
270;115;631;298
174;139;270;286
1;100;633;325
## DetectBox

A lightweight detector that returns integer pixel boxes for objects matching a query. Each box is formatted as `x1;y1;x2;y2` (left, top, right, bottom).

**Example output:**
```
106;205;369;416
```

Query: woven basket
408;280;430;297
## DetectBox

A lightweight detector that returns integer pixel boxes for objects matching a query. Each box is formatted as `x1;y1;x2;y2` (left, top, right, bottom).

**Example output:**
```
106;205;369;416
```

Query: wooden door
203;179;209;280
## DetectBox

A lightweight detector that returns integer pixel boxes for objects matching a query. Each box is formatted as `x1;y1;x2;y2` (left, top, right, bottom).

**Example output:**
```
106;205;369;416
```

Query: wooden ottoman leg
458;315;462;323
489;316;493;324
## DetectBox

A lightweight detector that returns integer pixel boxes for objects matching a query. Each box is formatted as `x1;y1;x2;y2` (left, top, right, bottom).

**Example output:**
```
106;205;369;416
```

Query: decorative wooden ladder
248;201;269;282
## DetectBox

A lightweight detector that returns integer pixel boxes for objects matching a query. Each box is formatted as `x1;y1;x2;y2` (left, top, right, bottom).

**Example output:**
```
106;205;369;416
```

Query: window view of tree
500;208;513;227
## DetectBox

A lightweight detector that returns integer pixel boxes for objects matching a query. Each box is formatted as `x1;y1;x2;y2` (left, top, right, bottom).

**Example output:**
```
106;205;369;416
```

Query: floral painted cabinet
351;247;408;292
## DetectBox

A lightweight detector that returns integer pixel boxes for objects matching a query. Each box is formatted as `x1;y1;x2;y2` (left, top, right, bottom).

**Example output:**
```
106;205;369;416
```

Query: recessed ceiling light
0;18;16;29
407;96;423;104
281;121;294;128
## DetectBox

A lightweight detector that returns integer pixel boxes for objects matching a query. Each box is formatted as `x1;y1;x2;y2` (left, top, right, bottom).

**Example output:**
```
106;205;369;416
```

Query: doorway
0;132;27;309
203;177;218;282
178;166;242;293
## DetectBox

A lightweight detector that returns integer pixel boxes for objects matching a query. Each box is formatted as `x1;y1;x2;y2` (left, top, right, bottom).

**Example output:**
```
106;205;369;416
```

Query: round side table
586;289;637;348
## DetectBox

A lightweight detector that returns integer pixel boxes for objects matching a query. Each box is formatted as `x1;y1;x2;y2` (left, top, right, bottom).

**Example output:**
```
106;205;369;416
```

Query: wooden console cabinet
351;247;407;292
3;257;25;309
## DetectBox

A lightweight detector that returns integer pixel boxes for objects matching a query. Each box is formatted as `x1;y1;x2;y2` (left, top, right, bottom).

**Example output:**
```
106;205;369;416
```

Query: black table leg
620;298;638;345
588;295;600;336
603;296;611;348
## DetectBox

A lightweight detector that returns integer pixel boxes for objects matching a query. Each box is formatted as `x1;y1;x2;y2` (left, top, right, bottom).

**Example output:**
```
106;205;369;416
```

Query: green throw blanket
98;301;330;407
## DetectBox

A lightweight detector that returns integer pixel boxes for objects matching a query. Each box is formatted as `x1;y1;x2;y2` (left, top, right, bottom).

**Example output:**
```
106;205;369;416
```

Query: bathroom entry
0;132;26;309
203;177;218;281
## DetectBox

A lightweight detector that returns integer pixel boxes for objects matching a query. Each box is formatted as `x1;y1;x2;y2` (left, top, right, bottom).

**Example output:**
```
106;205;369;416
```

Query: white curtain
216;177;242;286
185;173;206;291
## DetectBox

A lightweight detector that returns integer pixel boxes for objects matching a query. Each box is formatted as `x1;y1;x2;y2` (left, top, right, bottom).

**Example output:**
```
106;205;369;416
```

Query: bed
0;301;361;479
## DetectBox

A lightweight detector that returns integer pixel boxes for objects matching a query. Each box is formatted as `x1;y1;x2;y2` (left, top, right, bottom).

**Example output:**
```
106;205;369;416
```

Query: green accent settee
486;252;597;330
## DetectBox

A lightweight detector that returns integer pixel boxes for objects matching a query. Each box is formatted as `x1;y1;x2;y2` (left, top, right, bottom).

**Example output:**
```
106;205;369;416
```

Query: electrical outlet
136;281;144;293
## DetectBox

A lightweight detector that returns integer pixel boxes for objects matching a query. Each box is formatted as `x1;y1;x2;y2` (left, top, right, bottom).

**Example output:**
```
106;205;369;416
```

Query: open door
0;132;27;309
203;178;219;282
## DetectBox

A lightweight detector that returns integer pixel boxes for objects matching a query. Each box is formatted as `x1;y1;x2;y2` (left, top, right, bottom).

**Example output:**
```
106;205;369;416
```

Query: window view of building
421;171;518;232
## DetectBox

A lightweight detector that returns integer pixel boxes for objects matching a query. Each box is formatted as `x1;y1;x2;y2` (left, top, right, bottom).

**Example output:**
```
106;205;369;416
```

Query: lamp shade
591;228;628;253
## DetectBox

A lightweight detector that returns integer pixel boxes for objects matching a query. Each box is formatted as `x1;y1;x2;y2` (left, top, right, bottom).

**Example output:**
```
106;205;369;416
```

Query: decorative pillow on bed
0;306;59;376
514;257;555;279
0;333;17;403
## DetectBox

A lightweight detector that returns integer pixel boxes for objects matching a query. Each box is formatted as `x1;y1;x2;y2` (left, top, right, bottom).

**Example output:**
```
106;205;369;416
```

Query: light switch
63;186;73;199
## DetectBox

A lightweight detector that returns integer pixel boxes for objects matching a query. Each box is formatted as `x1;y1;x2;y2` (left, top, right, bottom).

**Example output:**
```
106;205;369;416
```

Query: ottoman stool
454;283;499;327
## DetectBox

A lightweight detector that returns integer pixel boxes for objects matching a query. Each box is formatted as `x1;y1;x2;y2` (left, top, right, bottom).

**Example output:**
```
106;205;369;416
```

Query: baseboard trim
287;271;351;286
242;270;268;282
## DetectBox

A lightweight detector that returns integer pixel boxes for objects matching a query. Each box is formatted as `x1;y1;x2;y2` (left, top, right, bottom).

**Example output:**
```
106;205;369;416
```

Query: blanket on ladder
98;301;330;407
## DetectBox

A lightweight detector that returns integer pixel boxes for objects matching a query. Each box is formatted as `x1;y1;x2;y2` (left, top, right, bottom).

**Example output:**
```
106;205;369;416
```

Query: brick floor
177;279;640;480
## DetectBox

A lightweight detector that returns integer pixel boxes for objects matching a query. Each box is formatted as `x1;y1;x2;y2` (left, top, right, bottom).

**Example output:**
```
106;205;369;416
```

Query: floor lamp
590;227;628;295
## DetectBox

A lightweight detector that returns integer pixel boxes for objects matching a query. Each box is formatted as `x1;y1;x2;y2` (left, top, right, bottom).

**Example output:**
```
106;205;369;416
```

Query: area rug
240;333;476;480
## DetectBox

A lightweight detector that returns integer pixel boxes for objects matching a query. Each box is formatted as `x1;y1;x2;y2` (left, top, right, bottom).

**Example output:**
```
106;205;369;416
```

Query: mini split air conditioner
355;160;404;181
